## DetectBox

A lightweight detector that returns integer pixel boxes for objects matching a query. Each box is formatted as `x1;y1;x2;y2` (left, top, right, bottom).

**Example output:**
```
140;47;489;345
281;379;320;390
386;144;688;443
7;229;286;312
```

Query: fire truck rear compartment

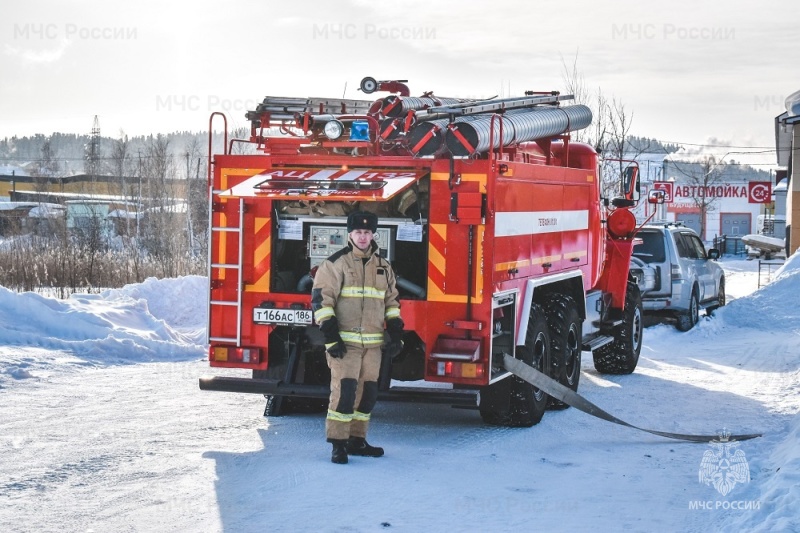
270;202;429;300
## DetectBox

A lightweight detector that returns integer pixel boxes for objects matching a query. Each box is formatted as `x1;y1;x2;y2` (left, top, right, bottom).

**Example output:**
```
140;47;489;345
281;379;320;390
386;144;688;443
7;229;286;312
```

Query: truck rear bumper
199;376;480;407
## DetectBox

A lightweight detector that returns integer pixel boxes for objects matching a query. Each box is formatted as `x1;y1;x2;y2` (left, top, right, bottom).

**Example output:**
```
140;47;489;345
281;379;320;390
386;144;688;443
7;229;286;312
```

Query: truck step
199;377;479;407
582;335;614;352
591;319;623;329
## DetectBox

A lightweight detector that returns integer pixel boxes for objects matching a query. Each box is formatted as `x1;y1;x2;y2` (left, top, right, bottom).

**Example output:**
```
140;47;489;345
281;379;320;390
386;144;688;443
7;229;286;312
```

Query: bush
0;230;205;297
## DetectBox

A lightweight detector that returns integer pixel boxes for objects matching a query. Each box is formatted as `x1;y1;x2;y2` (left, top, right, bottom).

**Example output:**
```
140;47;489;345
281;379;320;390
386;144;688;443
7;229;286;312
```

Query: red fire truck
200;77;648;427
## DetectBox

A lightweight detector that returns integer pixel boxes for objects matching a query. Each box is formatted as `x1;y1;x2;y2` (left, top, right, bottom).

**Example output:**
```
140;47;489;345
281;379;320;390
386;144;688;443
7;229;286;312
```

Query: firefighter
311;211;404;464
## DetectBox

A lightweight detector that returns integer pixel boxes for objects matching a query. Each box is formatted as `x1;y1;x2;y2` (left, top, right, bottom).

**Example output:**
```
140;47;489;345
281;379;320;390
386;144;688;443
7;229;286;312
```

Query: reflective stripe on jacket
312;239;401;347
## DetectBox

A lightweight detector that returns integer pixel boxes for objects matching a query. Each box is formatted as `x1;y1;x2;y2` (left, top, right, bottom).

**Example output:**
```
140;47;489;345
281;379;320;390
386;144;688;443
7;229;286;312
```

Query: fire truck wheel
676;287;700;331
593;281;643;375
544;293;583;410
478;303;550;427
508;303;551;426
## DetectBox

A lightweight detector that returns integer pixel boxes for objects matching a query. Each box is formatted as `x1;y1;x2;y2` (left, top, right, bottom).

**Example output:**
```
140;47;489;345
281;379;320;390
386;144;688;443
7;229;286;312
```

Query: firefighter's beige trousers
326;346;382;441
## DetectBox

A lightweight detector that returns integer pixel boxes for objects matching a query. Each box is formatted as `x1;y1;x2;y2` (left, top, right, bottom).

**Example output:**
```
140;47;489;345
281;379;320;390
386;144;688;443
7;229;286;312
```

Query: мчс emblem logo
698;429;751;496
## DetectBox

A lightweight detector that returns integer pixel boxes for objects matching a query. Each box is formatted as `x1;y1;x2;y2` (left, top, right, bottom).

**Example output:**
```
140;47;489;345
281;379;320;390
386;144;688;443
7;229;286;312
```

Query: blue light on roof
349;120;370;142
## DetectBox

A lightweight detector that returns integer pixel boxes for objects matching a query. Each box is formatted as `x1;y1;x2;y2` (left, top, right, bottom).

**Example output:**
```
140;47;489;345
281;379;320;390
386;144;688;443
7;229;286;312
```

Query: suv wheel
708;278;726;314
676;287;699;331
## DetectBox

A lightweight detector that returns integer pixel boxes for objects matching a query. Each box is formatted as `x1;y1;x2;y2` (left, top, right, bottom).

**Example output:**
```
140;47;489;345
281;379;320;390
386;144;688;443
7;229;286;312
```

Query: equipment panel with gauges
308;224;393;268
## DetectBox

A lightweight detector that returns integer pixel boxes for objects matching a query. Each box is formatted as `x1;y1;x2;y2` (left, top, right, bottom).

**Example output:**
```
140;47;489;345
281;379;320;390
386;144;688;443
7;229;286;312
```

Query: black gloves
320;317;405;359
320;317;347;359
386;318;404;342
327;340;347;359
385;318;404;359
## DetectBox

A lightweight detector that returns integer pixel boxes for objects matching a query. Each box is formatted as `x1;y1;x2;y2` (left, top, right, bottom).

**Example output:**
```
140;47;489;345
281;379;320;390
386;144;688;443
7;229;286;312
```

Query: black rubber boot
346;437;384;457
330;439;348;464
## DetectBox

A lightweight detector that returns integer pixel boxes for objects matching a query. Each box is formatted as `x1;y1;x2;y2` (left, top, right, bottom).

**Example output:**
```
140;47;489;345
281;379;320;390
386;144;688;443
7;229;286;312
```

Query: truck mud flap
501;353;761;443
199;376;479;407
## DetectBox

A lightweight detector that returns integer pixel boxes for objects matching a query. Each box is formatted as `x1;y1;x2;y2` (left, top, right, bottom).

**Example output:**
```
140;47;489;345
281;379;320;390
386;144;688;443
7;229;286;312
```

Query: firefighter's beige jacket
312;239;401;347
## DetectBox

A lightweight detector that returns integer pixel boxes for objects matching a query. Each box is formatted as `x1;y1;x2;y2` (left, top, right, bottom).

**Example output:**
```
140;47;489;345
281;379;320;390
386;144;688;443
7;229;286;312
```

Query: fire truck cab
200;78;645;428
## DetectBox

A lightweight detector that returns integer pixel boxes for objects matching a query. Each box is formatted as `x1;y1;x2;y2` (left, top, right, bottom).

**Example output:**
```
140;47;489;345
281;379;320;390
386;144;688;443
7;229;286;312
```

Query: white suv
632;223;726;331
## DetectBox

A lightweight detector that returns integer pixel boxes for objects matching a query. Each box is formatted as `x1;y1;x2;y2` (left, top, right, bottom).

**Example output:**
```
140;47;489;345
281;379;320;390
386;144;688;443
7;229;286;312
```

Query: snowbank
712;250;800;332
711;250;800;532
0;277;207;383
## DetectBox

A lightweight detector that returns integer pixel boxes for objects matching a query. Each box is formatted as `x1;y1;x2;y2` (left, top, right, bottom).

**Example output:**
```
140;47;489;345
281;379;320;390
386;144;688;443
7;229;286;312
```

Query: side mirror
604;159;640;203
708;248;720;260
648;190;666;205
623;165;640;201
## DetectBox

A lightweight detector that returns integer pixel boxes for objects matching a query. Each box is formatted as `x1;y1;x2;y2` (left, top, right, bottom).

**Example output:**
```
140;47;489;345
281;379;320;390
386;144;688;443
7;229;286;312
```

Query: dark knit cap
347;211;378;232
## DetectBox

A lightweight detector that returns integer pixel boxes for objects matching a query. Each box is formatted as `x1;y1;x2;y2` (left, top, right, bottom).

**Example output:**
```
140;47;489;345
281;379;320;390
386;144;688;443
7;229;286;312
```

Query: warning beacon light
349;120;370;141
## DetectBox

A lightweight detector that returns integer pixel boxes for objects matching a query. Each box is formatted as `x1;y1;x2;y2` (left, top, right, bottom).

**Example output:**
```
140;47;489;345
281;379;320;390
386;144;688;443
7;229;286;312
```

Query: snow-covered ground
1;256;798;533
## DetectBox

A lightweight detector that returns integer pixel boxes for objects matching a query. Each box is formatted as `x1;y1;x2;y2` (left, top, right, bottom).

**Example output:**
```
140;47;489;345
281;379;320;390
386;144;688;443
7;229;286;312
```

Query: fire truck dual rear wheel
544;293;583;410
592;281;643;375
479;303;550;427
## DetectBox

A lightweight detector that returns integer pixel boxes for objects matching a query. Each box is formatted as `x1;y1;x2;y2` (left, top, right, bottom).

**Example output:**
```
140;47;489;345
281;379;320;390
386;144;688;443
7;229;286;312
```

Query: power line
650;140;778;150
636;152;776;160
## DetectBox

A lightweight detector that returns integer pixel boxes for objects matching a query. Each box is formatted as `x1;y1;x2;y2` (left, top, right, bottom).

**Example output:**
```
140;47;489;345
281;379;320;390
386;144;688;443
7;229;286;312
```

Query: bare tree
229;126;258;155
139;134;194;278
560;52;610;152
560;53;589;142
110;131;137;234
183;136;208;258
109;130;146;283
598;98;652;200
31;137;60;192
0;131;210;295
589;89;609;154
110;132;132;196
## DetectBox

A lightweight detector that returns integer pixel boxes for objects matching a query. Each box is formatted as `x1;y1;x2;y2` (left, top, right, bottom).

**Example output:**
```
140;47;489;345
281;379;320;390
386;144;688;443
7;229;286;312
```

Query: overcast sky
1;0;796;167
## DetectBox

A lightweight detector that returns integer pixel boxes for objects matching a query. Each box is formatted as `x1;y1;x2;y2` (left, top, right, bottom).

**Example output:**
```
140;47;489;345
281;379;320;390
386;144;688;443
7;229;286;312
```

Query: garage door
676;213;702;236
720;213;752;236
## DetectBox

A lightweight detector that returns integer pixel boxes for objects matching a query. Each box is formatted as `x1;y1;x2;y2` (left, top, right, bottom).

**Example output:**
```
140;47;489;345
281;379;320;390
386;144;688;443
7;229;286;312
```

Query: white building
632;161;773;242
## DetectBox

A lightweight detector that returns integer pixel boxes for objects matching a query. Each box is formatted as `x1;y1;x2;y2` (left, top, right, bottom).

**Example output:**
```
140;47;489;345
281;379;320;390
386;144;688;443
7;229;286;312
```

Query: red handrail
207;112;228;189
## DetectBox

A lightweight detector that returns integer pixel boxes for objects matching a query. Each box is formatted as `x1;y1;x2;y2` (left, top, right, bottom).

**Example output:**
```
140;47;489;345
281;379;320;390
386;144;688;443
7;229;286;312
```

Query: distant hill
625;136;682;156
0;130;236;179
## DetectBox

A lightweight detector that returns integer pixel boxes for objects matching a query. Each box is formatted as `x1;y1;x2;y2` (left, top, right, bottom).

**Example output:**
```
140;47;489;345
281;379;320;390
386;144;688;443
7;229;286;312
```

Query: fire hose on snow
502;353;762;443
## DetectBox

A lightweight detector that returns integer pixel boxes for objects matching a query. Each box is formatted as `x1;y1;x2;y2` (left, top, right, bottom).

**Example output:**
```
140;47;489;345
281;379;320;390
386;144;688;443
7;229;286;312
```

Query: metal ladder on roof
206;196;245;346
247;96;375;122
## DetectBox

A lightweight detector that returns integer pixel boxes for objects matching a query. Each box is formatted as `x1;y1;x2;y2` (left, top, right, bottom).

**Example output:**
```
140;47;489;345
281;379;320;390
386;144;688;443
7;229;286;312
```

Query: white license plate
253;308;313;325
